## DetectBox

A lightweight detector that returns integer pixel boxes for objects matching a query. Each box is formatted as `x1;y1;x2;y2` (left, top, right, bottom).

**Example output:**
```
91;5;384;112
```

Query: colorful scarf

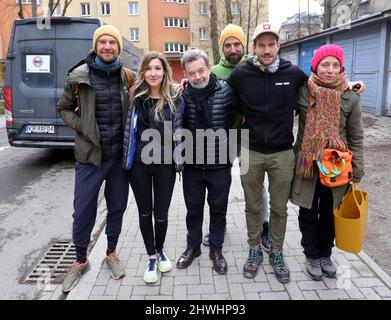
296;72;349;179
253;55;280;73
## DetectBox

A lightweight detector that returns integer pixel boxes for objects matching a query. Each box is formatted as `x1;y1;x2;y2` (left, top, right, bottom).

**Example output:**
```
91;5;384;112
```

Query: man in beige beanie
58;24;133;293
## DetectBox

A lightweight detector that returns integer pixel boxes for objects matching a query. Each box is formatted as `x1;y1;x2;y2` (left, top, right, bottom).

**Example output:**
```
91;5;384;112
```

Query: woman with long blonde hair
122;51;184;284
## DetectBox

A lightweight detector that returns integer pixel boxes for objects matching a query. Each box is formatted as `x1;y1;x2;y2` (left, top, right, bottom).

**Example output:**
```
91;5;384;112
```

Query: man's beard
190;76;210;89
226;53;243;66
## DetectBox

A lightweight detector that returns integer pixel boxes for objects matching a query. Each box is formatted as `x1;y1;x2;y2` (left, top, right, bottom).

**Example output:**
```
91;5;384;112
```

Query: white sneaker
143;258;158;284
157;249;172;273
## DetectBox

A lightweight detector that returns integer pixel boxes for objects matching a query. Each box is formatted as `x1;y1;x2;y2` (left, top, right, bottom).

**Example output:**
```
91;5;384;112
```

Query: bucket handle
351;183;365;210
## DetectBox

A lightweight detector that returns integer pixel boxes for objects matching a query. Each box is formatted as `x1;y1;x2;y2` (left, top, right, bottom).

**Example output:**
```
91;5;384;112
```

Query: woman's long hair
130;51;178;120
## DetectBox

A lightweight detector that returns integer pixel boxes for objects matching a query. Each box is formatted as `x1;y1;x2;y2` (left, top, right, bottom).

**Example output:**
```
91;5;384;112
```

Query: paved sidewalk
67;162;391;300
0;115;5;131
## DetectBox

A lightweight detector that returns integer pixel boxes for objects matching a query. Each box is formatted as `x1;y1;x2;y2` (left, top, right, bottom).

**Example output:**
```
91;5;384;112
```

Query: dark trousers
73;160;129;262
298;180;334;259
183;166;232;251
128;161;176;256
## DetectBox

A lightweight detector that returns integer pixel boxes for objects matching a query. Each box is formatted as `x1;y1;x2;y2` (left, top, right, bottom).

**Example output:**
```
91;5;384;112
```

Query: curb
359;251;391;288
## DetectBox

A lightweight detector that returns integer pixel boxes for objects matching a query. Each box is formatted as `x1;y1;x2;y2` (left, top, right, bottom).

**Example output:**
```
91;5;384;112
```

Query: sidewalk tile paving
66;162;391;300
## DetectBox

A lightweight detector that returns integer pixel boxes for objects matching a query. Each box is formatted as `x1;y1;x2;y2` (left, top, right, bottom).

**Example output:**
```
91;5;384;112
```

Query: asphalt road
0;125;76;299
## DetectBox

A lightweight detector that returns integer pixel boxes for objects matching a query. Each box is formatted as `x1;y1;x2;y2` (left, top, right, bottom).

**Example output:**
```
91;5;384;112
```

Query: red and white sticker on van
26;55;51;73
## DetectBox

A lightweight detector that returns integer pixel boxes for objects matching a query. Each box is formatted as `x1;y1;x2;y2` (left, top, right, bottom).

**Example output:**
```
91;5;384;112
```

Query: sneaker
269;250;290;283
304;257;322;281
202;233;210;246
105;252;126;280
243;245;263;278
62;260;91;293
320;257;337;278
157;249;172;273
144;258;159;284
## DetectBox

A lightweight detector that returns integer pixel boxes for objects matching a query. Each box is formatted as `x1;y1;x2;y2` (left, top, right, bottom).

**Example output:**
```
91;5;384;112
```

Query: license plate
25;125;55;134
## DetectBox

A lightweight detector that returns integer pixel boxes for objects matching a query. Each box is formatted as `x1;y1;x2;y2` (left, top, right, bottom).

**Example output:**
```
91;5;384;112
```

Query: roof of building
281;9;391;49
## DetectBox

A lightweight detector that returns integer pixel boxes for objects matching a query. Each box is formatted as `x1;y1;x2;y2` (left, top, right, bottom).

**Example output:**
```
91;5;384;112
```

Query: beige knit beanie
93;25;123;53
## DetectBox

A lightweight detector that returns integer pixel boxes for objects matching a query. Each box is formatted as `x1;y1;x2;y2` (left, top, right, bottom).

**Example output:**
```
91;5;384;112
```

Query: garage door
386;29;391;116
333;28;380;114
299;40;327;76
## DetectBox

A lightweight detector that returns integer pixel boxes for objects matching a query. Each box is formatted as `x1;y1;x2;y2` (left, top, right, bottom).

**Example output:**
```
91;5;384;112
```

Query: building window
129;2;138;15
164;43;189;53
101;2;110;15
164;18;189;28
199;27;208;40
81;3;91;16
163;0;188;3
130;28;139;41
231;2;240;15
17;0;43;4
199;1;208;14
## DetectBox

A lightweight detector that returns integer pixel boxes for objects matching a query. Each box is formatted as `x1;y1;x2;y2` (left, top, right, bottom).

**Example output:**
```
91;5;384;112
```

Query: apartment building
148;0;190;81
64;0;190;81
190;0;269;65
330;0;391;27
64;0;149;53
0;0;44;84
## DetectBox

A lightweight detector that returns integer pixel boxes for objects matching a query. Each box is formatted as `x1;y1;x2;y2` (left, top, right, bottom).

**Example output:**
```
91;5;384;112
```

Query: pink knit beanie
311;44;344;73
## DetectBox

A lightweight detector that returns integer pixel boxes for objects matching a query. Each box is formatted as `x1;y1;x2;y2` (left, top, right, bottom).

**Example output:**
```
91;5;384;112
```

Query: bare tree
62;0;73;16
31;0;38;17
225;0;233;24
17;0;24;19
47;0;73;16
246;0;252;53
210;0;220;64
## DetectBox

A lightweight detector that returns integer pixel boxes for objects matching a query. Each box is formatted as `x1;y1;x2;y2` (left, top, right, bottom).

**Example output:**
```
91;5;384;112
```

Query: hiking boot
304;257;322;281
269;250;290;283
62;260;91;293
320;257;337;278
261;222;271;253
144;258;158;284
105;252;126;280
202;233;210;246
243;245;263;278
157;248;172;273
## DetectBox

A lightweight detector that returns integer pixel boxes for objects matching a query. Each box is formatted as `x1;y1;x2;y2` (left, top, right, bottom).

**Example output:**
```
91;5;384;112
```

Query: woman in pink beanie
290;44;364;281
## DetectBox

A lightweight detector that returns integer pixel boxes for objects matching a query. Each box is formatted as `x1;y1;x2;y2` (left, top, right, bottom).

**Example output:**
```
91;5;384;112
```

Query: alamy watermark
336;265;352;290
134;122;250;173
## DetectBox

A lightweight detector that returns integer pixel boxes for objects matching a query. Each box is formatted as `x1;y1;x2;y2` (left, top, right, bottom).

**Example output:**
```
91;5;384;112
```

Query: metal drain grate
24;241;76;284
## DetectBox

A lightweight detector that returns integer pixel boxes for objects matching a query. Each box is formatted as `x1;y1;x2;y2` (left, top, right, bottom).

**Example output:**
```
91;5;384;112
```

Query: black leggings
128;161;176;256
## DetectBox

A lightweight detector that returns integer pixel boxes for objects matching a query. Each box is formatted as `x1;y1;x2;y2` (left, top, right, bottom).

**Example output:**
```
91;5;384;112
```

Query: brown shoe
176;248;201;269
209;249;227;275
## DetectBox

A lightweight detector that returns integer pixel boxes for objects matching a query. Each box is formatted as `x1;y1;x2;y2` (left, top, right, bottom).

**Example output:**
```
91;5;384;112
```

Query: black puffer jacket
87;54;123;161
183;79;234;169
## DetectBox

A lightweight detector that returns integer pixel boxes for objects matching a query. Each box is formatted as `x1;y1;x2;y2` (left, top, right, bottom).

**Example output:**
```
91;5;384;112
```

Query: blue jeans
73;159;129;261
